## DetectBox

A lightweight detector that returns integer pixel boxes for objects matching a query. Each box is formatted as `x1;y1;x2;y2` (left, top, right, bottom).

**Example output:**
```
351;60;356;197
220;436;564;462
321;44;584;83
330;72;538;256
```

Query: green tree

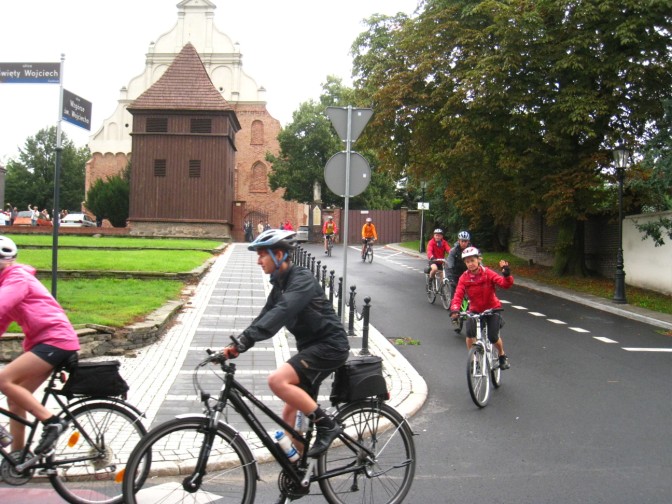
85;165;130;227
352;0;672;274
5;126;89;212
267;77;397;210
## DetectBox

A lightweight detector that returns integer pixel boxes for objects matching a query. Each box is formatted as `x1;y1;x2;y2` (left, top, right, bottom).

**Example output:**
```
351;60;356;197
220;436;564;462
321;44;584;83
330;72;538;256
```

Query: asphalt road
306;242;672;504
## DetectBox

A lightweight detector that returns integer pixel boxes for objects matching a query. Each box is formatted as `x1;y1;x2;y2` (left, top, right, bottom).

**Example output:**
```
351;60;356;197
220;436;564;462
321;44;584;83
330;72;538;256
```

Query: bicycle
361;238;374;263
425;259;450;307
325;234;334;257
121;349;417;504
0;359;149;504
456;309;503;408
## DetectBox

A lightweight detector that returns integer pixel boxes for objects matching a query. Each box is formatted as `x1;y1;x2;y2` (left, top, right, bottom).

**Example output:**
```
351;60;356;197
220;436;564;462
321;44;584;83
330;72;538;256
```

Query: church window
154;159;167;177
251;120;264;145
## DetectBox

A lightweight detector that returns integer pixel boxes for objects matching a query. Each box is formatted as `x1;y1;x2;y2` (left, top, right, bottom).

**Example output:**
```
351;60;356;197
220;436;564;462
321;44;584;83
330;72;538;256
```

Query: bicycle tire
366;245;373;263
425;275;436;304
48;401;148;504
122;416;257;504
318;400;416;504
467;346;491;408
490;345;502;388
328;238;333;257
440;281;451;310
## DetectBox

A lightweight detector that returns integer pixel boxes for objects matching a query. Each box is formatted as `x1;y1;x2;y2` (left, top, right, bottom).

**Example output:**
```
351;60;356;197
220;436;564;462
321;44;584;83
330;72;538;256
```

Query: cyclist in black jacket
447;231;473;329
222;229;350;458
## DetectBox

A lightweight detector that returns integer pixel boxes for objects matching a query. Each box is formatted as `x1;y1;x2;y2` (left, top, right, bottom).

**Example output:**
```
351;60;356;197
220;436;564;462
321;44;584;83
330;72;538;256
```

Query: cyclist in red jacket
426;228;451;288
450;246;513;369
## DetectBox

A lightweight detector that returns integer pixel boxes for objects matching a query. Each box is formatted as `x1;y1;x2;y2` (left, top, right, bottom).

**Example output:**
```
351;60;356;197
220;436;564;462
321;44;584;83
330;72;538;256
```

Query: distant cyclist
447;230;473;299
322;215;338;254
449;246;513;370
361;217;378;258
426;228;451;288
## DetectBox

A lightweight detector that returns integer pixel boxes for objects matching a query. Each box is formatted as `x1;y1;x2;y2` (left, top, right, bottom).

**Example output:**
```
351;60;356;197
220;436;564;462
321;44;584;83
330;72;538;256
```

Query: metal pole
419;185;426;253
613;166;627;304
341;106;353;327
360;296;371;355
347;285;356;336
51;53;65;298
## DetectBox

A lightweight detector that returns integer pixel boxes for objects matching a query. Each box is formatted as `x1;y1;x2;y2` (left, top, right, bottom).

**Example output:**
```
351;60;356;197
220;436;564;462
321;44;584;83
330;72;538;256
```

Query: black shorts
288;343;349;398
466;313;503;343
30;344;77;367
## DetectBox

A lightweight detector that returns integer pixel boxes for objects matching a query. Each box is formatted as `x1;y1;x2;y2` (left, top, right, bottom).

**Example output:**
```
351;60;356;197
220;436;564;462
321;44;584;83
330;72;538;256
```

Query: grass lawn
399;241;671;316
6;234;223;250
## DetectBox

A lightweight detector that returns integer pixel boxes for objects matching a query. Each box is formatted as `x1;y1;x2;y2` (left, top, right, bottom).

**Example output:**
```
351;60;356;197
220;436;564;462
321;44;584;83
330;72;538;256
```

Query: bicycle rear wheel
318;399;416;504
466;346;491;408
122;417;256;504
48;401;148;504
425;275;436;304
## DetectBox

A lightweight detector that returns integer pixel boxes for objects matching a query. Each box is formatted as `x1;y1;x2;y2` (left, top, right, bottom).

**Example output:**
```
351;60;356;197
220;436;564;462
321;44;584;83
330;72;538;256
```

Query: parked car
296;225;310;243
60;213;97;227
13;210;53;227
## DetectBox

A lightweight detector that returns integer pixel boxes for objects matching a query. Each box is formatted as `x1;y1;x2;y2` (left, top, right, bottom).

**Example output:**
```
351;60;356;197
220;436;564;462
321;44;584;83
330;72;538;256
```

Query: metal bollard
329;270;335;304
311;256;315;275
347;285;356;336
315;260;321;281
302;249;307;267
321;265;327;291
337;277;343;317
360;296;371;355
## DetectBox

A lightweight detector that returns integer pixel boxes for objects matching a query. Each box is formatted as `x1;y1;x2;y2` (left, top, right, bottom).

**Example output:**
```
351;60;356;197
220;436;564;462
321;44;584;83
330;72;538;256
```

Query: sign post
325;106;373;324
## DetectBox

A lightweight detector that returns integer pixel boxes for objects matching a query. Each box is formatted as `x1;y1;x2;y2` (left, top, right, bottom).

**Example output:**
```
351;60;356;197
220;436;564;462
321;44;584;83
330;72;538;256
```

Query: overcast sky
0;0;420;164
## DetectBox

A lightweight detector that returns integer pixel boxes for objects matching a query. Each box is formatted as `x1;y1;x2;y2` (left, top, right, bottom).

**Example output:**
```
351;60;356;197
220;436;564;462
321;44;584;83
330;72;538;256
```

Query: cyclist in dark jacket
447;231;473;293
222;229;349;458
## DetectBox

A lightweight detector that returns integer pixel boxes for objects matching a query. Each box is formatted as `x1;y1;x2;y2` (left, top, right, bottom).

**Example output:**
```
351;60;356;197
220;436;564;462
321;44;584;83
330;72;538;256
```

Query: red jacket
426;238;451;260
450;265;513;313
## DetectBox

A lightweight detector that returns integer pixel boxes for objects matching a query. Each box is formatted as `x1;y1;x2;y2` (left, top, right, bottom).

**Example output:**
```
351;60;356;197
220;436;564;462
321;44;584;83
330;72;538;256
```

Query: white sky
0;0;420;164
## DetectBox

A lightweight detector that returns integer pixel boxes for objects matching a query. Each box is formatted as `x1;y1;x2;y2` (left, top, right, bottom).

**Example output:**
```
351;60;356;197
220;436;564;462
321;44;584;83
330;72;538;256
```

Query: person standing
243;219;253;242
257;221;264;237
0;236;80;454
28;205;39;226
10;206;18;226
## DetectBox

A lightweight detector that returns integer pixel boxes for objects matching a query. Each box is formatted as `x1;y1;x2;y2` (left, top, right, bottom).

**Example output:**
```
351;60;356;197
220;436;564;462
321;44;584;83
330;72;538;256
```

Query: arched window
250;162;268;193
251;120;264;145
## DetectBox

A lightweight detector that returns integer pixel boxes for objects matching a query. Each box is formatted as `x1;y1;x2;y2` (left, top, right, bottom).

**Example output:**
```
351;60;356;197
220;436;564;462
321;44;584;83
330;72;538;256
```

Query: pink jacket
0;263;80;352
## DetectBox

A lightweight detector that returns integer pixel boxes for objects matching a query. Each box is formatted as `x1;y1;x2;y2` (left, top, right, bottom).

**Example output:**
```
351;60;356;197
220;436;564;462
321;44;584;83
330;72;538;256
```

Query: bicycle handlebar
454;308;504;319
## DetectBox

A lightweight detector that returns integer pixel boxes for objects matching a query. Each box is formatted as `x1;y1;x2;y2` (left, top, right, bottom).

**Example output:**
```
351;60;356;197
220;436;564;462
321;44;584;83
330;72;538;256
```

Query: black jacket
241;265;349;357
447;241;470;283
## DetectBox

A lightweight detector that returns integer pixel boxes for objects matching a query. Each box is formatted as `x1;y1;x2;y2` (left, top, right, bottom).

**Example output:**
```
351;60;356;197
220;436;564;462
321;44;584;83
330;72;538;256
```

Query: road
306;242;672;504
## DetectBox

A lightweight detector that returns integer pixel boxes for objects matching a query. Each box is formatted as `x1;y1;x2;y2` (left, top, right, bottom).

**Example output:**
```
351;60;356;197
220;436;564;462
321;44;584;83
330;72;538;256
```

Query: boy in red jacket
450;246;513;369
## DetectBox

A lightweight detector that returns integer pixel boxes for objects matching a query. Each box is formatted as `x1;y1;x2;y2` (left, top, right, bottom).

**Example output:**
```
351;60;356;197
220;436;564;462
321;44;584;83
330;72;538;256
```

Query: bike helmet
327;215;333;220
366;217;372;223
433;228;444;235
458;230;470;241
461;246;480;259
248;229;297;252
0;236;18;261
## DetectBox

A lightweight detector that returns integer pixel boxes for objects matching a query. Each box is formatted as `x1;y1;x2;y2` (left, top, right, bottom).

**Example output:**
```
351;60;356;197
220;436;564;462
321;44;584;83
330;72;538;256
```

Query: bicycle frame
189;359;380;490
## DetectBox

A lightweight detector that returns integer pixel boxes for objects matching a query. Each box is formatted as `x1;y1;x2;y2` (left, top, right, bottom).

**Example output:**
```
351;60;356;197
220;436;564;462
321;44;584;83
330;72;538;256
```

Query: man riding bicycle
426;228;451;289
222;229;350;461
449;246;513;370
322;215;338;254
447;230;473;325
361;217;378;259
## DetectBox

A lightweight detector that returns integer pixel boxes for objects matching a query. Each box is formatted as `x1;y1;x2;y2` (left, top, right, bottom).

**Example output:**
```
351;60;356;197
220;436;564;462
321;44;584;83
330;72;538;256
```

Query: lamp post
612;146;629;304
419;181;427;253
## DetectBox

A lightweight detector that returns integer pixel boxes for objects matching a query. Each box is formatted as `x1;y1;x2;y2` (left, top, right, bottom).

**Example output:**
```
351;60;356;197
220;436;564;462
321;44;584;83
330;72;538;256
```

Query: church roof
129;42;234;112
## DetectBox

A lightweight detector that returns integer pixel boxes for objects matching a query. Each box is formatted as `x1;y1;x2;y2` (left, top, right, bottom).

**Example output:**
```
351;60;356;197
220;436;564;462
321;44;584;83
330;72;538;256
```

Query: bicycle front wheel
467;347;491;408
366;246;374;263
490;346;502;388
425;275;436;304
122;417;256;504
48;401;148;504
440;282;451;310
318;400;416;504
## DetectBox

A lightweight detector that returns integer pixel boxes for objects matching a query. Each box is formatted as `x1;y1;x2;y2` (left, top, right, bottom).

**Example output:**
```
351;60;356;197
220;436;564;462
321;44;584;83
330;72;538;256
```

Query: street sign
324;151;371;197
62;89;92;130
0;62;60;83
326;107;373;143
417;202;429;210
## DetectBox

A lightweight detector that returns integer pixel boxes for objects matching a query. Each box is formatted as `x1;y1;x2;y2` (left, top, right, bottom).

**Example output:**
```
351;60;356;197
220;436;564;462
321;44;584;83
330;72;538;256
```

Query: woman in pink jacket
0;236;80;454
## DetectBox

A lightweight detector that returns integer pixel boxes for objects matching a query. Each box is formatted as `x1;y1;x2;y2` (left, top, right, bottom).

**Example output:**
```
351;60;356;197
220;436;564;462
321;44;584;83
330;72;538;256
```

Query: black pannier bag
330;355;388;404
62;360;130;399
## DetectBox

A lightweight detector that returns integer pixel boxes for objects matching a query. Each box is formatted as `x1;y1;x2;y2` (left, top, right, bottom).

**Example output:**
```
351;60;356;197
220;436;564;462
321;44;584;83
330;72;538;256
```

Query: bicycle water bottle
274;430;299;462
295;411;305;434
0;424;13;448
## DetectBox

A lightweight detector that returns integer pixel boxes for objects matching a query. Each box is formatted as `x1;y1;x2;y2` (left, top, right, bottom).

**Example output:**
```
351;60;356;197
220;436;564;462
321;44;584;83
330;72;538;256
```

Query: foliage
85;165;130;227
352;0;672;273
267;76;397;210
4;126;89;212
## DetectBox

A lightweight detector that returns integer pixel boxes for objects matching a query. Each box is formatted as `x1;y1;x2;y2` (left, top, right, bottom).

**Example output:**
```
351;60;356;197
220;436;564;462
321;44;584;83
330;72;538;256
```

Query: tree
85;165;130;227
352;0;672;274
4;126;89;212
267;77;397;210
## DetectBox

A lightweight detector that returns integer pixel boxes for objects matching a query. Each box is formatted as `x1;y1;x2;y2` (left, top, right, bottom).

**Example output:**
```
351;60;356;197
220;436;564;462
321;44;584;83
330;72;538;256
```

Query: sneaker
499;355;511;370
35;418;69;455
307;422;342;457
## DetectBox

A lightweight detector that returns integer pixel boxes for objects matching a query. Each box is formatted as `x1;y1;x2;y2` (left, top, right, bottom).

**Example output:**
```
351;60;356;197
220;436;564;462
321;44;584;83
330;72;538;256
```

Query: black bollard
360;296;371;355
315;260;321;281
337;277;343;317
310;256;315;275
321;265;327;291
329;270;335;304
347;285;357;336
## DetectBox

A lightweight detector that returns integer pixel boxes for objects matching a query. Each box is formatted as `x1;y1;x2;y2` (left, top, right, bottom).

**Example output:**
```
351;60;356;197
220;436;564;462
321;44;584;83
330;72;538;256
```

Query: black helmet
248;229;297;251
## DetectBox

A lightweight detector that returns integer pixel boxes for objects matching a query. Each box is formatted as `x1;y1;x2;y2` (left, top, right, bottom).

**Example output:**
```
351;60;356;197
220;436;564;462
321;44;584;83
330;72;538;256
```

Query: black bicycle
121;349;417;504
0;361;148;504
361;238;375;263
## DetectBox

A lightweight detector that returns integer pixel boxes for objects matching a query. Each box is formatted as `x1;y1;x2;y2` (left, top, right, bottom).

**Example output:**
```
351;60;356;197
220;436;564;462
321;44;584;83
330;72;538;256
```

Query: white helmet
366;217;372;223
0;236;18;261
461;246;480;259
458;230;470;240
